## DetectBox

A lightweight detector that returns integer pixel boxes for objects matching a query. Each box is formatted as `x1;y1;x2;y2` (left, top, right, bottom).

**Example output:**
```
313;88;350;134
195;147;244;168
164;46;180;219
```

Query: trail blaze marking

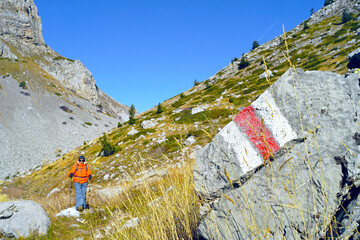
233;106;280;160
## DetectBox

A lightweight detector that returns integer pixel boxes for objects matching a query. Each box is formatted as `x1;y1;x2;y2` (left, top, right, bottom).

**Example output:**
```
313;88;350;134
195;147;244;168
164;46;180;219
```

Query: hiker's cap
78;155;85;161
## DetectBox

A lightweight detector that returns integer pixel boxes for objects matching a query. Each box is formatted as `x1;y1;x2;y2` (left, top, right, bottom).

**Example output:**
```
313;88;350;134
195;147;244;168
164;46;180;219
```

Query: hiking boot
78;206;83;212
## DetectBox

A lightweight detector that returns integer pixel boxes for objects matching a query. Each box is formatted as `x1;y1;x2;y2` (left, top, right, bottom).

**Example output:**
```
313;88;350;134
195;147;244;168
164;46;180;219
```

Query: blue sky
34;0;323;113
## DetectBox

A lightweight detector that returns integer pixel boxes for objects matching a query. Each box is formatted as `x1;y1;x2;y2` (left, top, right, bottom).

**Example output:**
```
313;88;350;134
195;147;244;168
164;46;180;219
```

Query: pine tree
324;0;334;6
252;41;260;50
194;79;199;86
156;103;163;114
129;104;136;125
310;8;315;16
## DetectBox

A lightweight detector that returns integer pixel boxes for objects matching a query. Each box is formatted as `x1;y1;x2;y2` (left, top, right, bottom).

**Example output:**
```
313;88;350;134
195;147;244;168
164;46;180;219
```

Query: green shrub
100;134;117;156
84;122;92;126
231;57;238;63
342;11;356;23
19;81;27;89
173;108;229;124
117;122;123;128
238;58;250;70
303;22;309;30
54;56;75;62
194;79;199;86
252;41;260;50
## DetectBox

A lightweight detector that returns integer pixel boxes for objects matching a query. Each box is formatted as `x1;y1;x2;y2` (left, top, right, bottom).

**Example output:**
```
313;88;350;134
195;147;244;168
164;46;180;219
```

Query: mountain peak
0;0;44;45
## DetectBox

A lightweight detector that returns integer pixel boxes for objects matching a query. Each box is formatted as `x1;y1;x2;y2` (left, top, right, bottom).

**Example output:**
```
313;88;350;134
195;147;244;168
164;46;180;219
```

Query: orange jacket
68;162;92;184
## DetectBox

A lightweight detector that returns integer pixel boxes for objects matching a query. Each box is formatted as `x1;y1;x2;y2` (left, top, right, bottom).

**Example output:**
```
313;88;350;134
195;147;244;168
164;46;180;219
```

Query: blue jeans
74;182;87;210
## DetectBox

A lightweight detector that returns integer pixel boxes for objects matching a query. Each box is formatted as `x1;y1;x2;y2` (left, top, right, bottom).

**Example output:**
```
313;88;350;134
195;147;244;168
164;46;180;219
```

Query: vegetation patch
302;55;326;70
59;106;73;113
53;56;75;62
173;108;230;124
19;81;27;89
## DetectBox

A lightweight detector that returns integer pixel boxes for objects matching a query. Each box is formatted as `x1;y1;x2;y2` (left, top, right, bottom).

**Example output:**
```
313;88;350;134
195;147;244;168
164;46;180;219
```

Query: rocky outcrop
194;69;360;239
0;40;17;60
0;200;51;238
0;0;44;45
307;0;360;26
38;58;100;105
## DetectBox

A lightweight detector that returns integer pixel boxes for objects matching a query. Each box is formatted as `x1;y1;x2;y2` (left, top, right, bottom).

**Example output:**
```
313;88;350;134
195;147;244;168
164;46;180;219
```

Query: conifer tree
129;104;136;125
310;8;315;16
156;103;163;114
252;41;260;50
324;0;334;6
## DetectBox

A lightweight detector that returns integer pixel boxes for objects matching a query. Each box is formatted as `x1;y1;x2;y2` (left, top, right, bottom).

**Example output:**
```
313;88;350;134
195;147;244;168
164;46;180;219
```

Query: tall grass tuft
101;158;200;240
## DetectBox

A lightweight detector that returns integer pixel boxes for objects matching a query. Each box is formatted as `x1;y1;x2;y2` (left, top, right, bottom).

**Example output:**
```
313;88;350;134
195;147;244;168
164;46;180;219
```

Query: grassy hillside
1;11;359;240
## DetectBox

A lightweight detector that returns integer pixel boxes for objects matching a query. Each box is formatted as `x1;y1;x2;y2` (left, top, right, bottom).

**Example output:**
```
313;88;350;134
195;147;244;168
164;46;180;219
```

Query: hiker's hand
69;173;73;178
88;175;92;180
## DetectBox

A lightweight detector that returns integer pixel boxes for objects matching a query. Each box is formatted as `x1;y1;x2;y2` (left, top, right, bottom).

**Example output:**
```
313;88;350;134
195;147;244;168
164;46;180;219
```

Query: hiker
68;155;92;211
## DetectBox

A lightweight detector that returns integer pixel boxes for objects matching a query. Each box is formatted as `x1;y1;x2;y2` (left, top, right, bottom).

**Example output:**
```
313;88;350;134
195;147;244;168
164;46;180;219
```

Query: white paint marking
251;90;297;147
219;121;263;173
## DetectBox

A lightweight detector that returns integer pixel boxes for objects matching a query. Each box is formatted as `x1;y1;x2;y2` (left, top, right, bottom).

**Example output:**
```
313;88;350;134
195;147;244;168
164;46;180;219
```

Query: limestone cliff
0;0;129;119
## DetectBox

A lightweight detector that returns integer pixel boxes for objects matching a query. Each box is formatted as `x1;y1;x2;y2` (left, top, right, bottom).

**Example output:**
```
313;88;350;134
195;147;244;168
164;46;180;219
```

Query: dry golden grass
91;158;200;240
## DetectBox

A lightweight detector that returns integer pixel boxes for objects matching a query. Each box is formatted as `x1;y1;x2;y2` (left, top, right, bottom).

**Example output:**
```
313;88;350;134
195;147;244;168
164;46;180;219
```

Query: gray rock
259;70;273;79
46;187;61;198
141;120;157;129
103;174;110;181
0;200;51;238
127;128;139;136
0;40;17;60
184;136;196;146
191;105;208;115
55;207;80;218
121;217;139;229
195;69;360;239
348;48;360;59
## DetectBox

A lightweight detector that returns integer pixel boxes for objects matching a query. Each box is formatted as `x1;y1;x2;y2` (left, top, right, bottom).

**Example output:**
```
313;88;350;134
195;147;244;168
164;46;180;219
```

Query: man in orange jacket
68;155;92;211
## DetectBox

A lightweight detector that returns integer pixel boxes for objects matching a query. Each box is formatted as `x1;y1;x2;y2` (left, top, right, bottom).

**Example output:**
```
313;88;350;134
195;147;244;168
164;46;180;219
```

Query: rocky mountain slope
1;0;360;239
0;0;130;179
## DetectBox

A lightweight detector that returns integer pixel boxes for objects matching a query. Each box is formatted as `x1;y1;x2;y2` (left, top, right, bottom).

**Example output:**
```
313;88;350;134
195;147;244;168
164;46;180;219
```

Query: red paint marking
234;106;279;160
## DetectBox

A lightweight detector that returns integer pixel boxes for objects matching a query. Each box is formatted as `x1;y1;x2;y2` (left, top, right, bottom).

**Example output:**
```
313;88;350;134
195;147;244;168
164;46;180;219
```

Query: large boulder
194;68;360;239
0;200;51;238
